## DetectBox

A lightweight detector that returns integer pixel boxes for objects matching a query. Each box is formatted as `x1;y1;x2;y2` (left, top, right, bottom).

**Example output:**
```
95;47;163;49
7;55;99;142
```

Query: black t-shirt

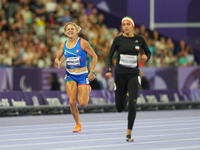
107;34;151;74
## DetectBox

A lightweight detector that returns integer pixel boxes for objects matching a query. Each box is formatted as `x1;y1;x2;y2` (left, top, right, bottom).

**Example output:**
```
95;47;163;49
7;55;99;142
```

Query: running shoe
72;123;82;133
126;135;134;142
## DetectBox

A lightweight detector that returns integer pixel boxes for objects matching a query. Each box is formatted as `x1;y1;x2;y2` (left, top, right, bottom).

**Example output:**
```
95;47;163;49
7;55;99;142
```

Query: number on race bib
66;57;80;66
119;54;137;68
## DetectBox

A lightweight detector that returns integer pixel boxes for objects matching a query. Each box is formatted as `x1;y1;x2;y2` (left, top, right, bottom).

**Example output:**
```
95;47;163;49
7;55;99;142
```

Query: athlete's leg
76;73;91;108
114;73;128;112
77;84;91;108
66;81;80;124
126;75;139;141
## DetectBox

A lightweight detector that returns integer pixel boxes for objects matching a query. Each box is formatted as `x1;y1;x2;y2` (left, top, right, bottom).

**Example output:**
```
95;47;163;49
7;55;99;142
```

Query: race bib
119;54;137;68
66;57;80;66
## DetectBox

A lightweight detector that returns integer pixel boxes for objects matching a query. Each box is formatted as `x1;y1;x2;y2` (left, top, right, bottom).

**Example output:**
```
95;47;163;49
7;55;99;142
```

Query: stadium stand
0;0;200;116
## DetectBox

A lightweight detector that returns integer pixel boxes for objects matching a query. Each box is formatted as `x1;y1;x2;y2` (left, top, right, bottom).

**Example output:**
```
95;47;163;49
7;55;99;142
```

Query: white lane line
0;127;123;137
148;126;200;132
0;131;123;142
0;123;123;132
1;124;200;137
1;116;200;129
1;119;200;133
48;138;200;150
0;137;124;148
152;145;200;150
0;132;199;148
0;130;198;143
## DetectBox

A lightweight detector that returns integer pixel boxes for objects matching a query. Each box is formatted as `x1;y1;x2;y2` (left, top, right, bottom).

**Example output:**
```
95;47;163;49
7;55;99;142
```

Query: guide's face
65;24;78;38
122;20;134;34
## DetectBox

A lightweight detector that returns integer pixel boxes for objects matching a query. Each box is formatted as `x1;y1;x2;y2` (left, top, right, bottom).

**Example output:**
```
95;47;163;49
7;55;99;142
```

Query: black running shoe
126;135;134;142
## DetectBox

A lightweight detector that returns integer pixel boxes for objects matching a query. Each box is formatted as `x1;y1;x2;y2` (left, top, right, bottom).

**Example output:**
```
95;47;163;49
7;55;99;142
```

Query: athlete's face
122;20;134;34
65;24;78;38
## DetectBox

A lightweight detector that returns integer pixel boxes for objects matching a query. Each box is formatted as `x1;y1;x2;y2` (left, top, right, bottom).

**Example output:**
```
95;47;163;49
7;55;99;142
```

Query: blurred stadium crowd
0;0;197;69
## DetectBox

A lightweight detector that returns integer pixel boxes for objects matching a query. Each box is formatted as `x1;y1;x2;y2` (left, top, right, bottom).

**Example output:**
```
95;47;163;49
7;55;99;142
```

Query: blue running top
63;38;87;69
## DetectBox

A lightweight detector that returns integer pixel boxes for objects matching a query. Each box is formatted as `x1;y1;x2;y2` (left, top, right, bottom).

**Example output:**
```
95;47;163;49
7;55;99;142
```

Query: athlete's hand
54;58;62;69
141;54;147;62
88;72;95;81
138;54;147;63
105;72;112;79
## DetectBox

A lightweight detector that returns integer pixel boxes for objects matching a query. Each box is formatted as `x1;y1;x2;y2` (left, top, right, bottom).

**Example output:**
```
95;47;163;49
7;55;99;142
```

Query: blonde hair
63;22;82;33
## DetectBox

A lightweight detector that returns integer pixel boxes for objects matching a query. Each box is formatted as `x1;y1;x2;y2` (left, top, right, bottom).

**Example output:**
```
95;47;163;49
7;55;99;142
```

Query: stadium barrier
0;89;200;116
0;67;200;116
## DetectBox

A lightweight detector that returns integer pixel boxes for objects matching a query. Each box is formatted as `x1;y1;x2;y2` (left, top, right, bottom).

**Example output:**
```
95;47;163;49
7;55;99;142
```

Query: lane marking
1;116;200;129
0;132;200;148
0;130;198;143
1;125;200;137
49;138;200;150
1;118;200;133
1;120;200;134
152;145;200;150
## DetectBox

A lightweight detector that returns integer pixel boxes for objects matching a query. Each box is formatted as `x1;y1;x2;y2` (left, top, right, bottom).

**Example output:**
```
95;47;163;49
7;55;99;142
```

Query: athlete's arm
140;37;151;62
81;38;98;72
55;42;65;68
81;38;97;81
107;38;118;69
105;37;118;78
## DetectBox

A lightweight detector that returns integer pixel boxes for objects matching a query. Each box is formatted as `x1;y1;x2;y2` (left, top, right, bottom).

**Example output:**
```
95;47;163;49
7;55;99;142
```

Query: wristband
90;71;96;76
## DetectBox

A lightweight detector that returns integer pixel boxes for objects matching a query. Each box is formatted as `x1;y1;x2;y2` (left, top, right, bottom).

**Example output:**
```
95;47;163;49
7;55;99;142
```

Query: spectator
72;0;82;12
45;0;57;14
165;51;177;67
176;40;186;56
140;24;146;37
21;5;32;25
61;10;72;23
85;2;93;15
155;37;166;51
166;37;174;53
0;9;8;31
186;45;195;66
0;0;197;69
97;13;104;27
33;0;46;17
147;39;156;56
179;51;189;66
